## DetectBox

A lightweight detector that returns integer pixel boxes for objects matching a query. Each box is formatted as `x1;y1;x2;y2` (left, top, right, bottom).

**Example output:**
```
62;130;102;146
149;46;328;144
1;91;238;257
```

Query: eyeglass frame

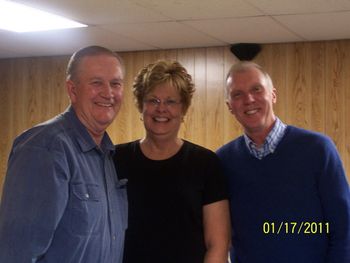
143;97;182;108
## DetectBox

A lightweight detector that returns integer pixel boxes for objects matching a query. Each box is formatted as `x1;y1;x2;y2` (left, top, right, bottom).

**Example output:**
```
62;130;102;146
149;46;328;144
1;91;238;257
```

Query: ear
66;80;77;103
226;100;234;114
272;88;277;104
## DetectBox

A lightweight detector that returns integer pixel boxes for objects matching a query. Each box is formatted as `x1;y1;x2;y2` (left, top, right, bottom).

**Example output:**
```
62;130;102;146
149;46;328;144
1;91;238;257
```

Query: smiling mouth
96;102;113;107
153;117;169;122
245;109;258;115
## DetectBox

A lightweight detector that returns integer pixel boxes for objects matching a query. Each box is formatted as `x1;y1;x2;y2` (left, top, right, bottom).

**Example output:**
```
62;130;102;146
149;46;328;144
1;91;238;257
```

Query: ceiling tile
0;27;155;58
14;0;170;24
133;0;263;19
184;16;303;44
248;0;350;15
103;22;225;49
0;47;24;59
1;0;350;58
275;11;350;40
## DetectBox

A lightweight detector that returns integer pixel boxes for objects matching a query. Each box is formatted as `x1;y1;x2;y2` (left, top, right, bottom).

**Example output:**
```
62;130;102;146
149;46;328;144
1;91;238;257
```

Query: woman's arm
203;200;231;263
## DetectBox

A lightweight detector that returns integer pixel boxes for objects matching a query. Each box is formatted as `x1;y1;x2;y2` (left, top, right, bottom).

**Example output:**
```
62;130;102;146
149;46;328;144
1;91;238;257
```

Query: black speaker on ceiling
230;43;262;61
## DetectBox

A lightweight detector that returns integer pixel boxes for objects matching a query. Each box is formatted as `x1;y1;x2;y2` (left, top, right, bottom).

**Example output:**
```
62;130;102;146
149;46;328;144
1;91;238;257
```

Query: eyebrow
89;76;123;81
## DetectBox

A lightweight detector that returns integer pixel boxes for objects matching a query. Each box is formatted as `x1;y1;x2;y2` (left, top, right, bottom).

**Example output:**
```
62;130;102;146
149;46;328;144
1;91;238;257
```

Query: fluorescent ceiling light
0;0;87;32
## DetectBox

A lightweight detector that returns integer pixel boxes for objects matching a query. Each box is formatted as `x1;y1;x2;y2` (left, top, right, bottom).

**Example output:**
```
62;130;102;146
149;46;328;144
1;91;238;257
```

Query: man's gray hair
66;45;124;82
225;61;273;100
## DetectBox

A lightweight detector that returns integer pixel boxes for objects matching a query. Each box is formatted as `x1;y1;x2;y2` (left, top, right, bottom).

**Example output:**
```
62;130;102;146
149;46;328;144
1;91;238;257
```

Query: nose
100;83;114;98
155;101;167;111
244;93;255;104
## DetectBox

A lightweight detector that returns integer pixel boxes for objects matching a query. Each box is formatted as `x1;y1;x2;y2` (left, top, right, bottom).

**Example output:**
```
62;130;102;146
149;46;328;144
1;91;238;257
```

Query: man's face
66;54;124;134
226;67;276;137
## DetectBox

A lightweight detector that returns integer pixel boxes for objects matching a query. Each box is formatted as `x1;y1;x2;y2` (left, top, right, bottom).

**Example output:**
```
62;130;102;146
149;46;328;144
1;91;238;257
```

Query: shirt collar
63;106;115;154
244;118;287;159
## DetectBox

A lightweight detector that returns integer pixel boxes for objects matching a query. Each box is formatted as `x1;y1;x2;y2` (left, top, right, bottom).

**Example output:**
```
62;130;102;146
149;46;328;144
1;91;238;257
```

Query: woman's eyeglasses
143;98;182;108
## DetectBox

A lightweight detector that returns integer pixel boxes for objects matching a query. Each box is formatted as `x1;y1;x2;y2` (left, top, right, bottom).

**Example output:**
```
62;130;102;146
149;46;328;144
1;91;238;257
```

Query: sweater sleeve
317;137;350;263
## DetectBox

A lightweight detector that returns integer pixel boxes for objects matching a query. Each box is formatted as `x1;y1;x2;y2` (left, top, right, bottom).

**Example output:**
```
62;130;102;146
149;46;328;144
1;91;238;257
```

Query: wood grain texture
325;41;346;157
205;47;225;149
0;56;69;196
255;43;288;121
310;42;326;132
223;47;242;143
1;42;350;197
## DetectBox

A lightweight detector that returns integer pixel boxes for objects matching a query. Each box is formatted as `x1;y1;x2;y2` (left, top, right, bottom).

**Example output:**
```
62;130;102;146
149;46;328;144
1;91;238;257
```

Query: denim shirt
0;106;127;263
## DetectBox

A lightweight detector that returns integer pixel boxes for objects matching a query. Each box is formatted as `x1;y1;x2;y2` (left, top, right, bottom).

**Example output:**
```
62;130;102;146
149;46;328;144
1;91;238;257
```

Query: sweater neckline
241;125;291;161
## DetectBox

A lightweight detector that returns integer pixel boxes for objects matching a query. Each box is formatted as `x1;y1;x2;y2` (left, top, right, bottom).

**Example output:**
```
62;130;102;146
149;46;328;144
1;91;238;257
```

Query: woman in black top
114;60;230;263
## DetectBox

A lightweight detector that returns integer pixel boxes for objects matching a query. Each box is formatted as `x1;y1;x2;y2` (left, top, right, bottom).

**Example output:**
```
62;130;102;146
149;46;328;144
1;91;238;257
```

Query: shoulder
12;113;68;152
216;136;244;157
114;140;139;160
285;126;335;148
182;140;218;159
7;114;73;173
115;140;139;152
283;126;342;164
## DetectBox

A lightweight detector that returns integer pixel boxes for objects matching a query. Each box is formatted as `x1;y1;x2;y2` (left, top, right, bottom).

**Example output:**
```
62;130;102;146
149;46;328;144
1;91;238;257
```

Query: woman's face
141;82;184;141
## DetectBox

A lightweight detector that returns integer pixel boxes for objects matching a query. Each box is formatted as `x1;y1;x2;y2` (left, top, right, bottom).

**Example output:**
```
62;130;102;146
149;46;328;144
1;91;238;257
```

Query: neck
88;130;104;146
140;136;183;160
72;106;106;146
246;118;277;147
247;132;267;147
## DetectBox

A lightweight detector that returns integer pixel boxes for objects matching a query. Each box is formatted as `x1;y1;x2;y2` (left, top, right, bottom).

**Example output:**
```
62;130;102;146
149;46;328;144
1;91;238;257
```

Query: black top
114;140;227;263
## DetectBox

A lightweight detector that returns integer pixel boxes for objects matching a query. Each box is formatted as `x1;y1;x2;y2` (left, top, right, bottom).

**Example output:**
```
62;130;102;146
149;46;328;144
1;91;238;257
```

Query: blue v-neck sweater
217;126;350;263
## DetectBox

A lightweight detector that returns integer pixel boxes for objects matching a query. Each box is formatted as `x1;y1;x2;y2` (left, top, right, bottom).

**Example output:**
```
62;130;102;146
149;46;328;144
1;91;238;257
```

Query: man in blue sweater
216;61;350;263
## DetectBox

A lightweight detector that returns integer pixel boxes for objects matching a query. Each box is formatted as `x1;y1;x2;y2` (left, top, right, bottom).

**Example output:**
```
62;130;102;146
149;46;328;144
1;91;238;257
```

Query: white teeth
245;109;258;115
97;103;112;107
154;117;169;122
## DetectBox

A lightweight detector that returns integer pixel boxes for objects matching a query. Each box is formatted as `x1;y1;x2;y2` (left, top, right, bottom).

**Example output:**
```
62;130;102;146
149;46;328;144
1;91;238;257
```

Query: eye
165;99;178;106
232;92;242;99
144;98;159;106
252;85;262;92
92;81;101;85
150;98;159;105
111;81;122;88
90;80;102;86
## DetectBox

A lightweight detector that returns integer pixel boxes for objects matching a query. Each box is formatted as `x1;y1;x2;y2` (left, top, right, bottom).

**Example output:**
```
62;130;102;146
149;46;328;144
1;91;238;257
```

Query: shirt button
85;193;89;199
112;235;116;240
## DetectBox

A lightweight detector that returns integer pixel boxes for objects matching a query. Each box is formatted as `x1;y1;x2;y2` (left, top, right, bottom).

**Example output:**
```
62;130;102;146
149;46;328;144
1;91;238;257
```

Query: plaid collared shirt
244;118;287;160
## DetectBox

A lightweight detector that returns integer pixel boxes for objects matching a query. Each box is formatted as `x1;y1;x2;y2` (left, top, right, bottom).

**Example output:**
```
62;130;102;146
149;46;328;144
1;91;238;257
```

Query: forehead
228;67;267;89
78;55;123;77
147;82;180;96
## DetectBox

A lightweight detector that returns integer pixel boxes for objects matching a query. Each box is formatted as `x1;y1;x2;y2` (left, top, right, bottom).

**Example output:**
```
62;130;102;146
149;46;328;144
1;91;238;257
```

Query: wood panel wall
1;40;350;197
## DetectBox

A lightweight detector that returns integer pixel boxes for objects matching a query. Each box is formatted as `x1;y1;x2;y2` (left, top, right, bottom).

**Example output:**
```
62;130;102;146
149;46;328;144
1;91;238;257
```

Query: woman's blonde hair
133;60;195;114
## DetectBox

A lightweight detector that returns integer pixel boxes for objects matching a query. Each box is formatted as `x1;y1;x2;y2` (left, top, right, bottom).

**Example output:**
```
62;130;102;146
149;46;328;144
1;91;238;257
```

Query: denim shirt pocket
69;183;102;235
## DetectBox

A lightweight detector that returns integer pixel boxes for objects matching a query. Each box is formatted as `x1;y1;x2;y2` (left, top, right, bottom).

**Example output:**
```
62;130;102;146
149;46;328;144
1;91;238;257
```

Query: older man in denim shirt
0;46;127;263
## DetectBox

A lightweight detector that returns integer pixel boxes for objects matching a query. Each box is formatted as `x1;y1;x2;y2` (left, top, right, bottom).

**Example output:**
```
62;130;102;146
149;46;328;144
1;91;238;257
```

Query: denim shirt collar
63;106;115;154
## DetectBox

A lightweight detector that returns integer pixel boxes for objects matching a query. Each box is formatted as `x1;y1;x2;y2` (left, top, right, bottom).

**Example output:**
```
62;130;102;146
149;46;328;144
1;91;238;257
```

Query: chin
99;112;117;121
96;117;114;127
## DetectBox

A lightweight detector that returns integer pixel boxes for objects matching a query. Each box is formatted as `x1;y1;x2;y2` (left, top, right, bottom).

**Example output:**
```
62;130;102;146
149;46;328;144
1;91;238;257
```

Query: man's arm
0;144;69;262
318;138;350;263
